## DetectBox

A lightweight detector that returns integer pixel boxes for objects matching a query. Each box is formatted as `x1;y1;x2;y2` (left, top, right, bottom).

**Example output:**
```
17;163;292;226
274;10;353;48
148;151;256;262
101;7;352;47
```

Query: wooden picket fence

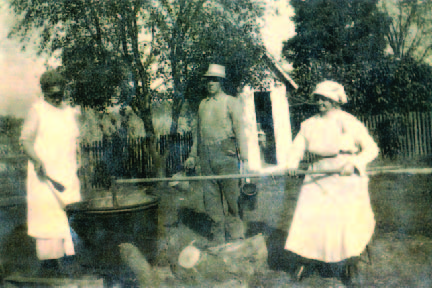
1;111;432;192
79;132;193;188
291;111;432;160
358;112;432;159
78;111;432;188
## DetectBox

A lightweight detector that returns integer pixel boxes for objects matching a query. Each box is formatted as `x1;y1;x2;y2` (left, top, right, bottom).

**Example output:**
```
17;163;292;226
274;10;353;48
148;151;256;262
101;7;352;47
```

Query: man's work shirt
190;93;248;161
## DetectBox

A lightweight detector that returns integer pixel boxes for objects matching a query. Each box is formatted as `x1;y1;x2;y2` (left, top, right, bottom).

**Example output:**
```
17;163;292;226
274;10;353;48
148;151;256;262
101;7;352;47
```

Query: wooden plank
413;112;418;157
417;112;421;155
429;112;432;155
377;114;383;158
4;275;104;287
399;114;407;158
406;113;413;158
415;112;422;155
414;112;420;156
425;112;431;156
413;112;423;155
419;112;426;155
408;113;412;158
132;138;137;177
0;156;27;163
0;196;26;207
404;113;409;158
145;137;150;176
424;112;430;156
411;112;416;156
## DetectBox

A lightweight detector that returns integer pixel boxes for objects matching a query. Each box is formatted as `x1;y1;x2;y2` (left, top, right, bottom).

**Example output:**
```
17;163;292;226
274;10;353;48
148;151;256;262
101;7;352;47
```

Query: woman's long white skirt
285;174;375;263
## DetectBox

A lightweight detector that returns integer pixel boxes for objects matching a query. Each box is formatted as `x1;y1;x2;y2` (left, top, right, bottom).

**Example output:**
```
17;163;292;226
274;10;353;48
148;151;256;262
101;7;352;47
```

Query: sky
0;4;45;117
0;0;296;118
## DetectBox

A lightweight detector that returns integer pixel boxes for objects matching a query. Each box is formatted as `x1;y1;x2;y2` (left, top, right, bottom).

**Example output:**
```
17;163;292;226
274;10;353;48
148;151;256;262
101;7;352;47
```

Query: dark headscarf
40;69;65;93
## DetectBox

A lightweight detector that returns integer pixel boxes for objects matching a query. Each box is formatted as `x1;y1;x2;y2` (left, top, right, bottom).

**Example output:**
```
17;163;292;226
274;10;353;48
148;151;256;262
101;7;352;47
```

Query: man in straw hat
185;63;248;245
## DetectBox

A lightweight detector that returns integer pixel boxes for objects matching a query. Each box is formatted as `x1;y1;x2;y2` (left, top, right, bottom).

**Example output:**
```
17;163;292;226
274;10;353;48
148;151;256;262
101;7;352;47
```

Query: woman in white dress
20;69;81;276
284;80;379;285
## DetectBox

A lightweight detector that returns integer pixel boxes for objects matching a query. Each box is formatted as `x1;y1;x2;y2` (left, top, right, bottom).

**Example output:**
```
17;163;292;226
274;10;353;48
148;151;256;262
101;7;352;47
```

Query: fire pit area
65;187;159;284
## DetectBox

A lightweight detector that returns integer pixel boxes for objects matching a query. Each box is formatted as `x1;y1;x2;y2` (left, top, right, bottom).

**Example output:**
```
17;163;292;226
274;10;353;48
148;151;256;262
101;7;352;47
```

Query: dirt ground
1;166;432;287
151;170;432;287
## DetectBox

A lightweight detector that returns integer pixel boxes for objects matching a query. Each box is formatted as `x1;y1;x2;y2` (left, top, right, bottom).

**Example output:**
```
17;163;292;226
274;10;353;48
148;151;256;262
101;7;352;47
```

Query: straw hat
203;64;226;78
313;80;347;104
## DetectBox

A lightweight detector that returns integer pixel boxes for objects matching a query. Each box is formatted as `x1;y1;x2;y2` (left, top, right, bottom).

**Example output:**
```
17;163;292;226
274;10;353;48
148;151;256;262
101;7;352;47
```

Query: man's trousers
199;138;245;242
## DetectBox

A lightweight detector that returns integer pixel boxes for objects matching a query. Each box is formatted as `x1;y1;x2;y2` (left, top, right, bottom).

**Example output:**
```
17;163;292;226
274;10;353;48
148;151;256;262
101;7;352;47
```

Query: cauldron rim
65;195;159;215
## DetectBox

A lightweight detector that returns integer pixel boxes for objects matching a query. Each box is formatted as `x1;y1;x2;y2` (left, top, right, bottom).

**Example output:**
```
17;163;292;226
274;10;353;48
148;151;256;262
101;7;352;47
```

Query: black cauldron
66;192;159;269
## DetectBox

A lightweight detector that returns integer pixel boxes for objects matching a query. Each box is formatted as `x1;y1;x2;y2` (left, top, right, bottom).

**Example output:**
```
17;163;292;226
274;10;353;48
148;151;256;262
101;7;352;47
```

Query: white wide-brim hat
204;64;226;78
313;80;348;104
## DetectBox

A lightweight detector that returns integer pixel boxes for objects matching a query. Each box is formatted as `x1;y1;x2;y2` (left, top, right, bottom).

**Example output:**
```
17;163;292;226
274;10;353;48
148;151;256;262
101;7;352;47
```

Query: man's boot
226;217;245;241
209;222;225;246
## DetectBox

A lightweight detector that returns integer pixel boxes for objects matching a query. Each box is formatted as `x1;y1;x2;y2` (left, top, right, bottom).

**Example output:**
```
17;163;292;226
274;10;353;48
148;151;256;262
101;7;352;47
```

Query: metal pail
240;180;258;211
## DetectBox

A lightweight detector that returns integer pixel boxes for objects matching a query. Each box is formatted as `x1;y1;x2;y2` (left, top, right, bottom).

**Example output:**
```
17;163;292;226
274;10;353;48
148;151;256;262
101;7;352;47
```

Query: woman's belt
311;150;355;158
313;150;355;160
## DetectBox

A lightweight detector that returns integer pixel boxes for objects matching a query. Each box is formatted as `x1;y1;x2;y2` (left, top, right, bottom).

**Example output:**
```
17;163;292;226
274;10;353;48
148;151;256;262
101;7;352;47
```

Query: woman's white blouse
286;109;379;175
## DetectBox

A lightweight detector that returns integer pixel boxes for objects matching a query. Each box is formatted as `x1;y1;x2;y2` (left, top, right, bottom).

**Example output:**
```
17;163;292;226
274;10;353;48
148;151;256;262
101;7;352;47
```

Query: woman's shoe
293;265;306;281
341;261;358;287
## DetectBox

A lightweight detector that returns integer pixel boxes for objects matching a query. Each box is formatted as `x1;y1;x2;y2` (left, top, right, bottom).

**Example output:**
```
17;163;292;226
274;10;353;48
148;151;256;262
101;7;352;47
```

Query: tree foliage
150;0;266;133
380;0;432;62
7;0;266;136
283;0;432;117
0;116;24;151
284;0;389;67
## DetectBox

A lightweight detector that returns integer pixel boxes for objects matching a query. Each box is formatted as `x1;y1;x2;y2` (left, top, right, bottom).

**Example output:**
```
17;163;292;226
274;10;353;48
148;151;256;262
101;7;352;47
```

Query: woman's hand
340;163;355;176
33;160;47;178
286;168;298;177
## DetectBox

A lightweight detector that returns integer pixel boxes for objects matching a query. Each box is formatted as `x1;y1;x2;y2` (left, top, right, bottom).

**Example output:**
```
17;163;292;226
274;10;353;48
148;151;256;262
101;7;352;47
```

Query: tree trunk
169;96;183;135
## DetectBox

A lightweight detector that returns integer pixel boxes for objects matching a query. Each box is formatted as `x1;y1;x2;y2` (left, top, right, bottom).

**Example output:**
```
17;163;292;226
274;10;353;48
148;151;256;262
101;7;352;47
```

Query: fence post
429;112;432;156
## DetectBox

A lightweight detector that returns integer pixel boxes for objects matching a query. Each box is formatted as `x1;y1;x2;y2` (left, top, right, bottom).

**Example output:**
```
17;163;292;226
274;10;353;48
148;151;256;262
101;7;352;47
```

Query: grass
149;168;432;287
2;161;432;287
271;171;432;287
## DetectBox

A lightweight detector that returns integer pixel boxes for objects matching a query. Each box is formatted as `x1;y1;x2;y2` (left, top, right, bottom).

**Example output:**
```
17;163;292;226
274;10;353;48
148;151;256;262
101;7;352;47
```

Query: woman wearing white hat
284;80;379;285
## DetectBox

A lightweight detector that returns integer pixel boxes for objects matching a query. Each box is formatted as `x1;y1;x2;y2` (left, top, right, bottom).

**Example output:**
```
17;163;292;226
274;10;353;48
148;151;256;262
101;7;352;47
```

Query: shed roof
262;52;298;90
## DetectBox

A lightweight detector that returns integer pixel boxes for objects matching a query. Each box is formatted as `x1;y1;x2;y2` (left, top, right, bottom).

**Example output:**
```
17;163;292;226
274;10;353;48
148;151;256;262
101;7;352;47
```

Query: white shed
240;52;298;171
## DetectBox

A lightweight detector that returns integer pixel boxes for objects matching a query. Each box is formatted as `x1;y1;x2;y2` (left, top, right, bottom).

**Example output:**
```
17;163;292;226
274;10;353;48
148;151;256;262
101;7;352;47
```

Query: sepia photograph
1;0;432;287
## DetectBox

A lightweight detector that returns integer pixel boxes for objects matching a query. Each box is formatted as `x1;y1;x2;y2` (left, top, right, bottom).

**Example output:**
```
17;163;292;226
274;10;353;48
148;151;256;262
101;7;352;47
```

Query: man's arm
184;113;199;169
229;96;248;161
189;117;198;158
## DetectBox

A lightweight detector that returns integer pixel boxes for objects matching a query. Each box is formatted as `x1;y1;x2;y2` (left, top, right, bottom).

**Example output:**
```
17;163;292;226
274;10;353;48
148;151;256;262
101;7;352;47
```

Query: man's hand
184;157;195;169
240;160;249;174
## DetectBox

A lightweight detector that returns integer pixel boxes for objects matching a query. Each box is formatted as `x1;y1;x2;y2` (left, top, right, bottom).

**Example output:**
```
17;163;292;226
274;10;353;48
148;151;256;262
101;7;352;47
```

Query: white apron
284;156;375;263
284;110;377;263
27;100;81;256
